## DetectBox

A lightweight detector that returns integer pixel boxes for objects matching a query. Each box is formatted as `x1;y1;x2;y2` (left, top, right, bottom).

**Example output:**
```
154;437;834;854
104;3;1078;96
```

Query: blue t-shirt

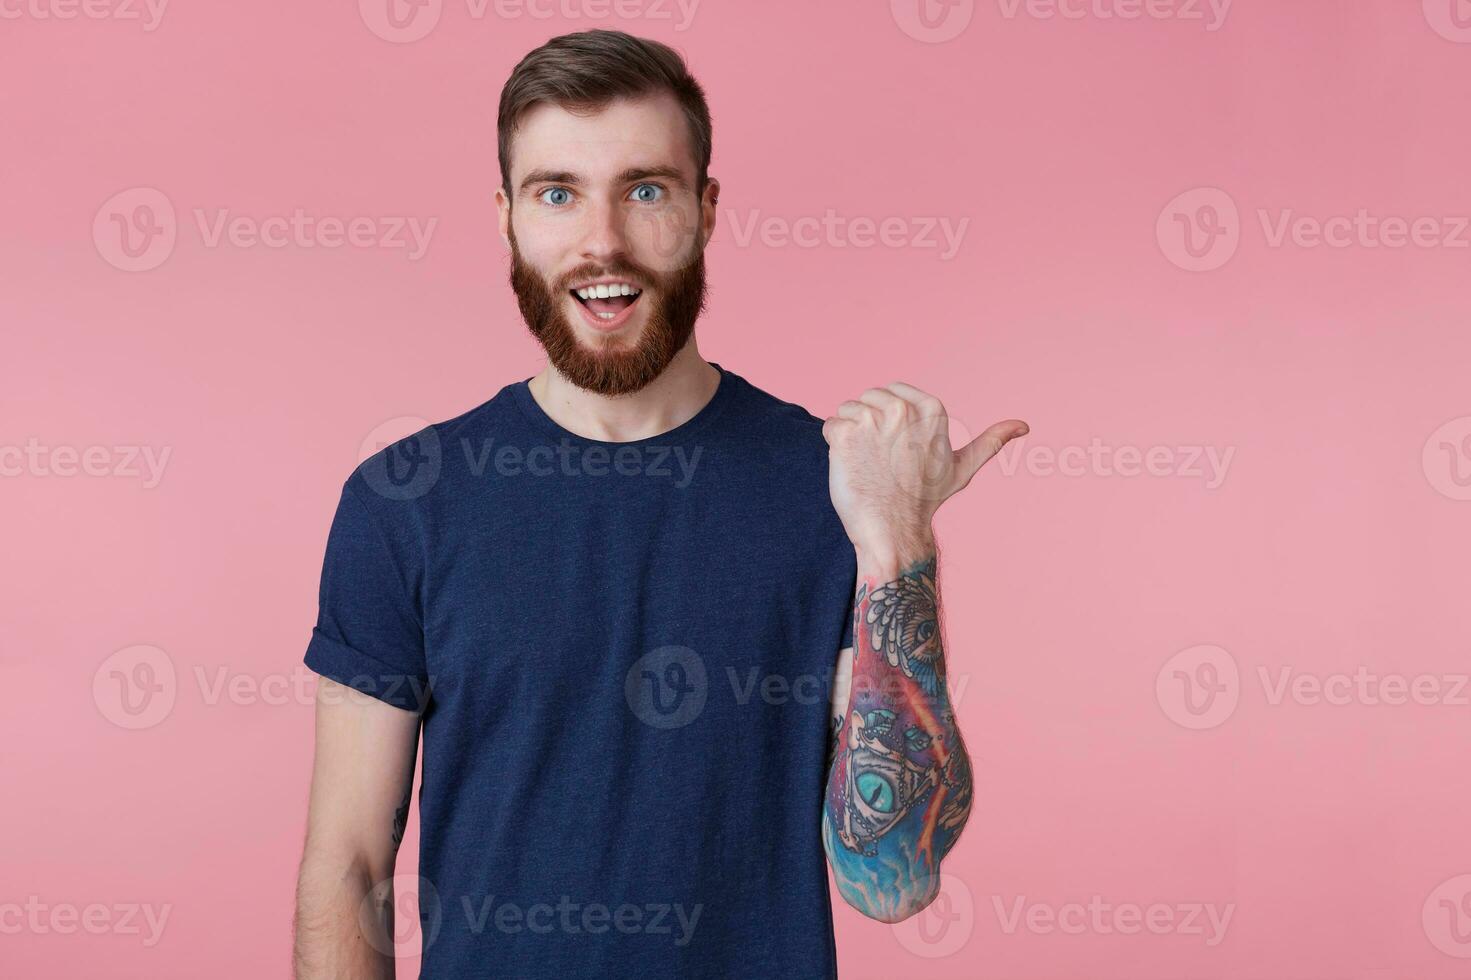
305;363;858;979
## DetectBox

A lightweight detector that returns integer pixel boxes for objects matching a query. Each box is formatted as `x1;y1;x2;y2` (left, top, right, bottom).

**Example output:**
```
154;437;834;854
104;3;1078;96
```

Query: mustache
554;261;657;293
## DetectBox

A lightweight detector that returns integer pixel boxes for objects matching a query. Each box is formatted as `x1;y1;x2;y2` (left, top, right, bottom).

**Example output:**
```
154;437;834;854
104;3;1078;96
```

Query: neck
527;340;721;443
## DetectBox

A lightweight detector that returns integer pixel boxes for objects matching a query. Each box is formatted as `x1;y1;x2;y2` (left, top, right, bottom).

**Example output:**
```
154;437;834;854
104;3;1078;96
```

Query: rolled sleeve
305;627;430;712
304;478;430;712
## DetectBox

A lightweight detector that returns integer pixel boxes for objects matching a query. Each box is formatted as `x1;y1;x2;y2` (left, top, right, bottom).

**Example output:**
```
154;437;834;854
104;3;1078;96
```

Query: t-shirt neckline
511;361;736;448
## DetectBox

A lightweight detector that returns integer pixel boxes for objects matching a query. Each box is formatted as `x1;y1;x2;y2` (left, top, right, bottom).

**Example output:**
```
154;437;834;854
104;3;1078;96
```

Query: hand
821;382;1029;562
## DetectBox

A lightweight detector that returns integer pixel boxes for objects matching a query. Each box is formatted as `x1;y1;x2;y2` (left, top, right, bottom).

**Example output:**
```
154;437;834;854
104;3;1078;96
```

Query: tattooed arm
823;547;971;920
820;383;1027;922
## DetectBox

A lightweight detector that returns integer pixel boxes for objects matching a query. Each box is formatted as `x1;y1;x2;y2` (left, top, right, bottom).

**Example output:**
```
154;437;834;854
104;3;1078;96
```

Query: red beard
508;228;707;396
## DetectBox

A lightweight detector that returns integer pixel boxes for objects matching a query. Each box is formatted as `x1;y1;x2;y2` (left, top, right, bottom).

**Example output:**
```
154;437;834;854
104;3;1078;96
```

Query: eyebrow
518;165;691;195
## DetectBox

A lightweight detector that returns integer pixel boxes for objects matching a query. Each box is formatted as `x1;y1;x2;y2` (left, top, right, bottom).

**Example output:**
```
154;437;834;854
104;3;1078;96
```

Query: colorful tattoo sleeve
822;553;973;921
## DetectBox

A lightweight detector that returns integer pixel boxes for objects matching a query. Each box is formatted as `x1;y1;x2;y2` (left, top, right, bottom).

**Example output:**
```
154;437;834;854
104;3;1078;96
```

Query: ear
494;186;512;250
700;176;720;249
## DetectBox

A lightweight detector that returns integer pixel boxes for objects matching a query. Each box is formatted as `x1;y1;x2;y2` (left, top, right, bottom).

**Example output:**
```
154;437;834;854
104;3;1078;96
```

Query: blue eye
539;187;572;207
630;183;663;204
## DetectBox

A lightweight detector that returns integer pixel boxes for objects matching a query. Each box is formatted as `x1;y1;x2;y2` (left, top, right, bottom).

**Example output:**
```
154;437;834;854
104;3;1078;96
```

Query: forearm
293;846;399;979
294;678;420;979
822;535;974;922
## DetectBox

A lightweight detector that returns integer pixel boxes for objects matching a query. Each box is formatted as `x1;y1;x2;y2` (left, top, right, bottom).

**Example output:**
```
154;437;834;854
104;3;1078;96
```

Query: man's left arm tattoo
822;552;974;922
390;784;411;848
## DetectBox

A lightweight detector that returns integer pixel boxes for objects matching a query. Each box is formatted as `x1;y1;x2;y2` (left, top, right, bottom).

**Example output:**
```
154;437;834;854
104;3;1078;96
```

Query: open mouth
569;281;643;330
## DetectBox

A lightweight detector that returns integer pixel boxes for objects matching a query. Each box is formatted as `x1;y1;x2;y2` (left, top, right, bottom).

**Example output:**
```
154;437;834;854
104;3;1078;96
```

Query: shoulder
342;383;521;517
723;368;833;458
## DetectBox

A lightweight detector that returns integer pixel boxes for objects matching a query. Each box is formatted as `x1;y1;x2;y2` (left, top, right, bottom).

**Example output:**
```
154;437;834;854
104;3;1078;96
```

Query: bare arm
820;380;1027;921
823;545;971;922
294;677;421;979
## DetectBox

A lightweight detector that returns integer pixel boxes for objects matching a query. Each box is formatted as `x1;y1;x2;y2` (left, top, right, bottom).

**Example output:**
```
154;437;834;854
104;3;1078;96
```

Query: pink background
5;0;1471;976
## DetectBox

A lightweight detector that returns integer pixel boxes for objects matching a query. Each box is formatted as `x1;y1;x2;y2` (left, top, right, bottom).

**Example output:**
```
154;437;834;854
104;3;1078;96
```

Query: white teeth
574;282;641;300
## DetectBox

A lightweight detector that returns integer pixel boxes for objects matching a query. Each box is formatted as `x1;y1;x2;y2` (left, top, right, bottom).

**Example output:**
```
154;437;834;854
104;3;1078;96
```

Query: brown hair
497;30;713;198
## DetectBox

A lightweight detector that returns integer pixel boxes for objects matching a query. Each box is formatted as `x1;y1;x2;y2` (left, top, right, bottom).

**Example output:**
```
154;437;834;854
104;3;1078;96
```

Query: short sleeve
304;479;429;712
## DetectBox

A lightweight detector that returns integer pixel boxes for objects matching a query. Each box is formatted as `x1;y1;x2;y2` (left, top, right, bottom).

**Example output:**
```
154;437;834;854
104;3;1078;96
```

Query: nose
577;195;630;265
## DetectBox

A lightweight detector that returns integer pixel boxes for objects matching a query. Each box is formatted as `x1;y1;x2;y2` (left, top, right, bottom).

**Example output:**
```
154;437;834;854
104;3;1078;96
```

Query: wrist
853;525;936;574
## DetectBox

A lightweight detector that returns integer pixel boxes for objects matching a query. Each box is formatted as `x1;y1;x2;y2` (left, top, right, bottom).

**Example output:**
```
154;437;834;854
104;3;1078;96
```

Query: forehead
508;91;697;186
